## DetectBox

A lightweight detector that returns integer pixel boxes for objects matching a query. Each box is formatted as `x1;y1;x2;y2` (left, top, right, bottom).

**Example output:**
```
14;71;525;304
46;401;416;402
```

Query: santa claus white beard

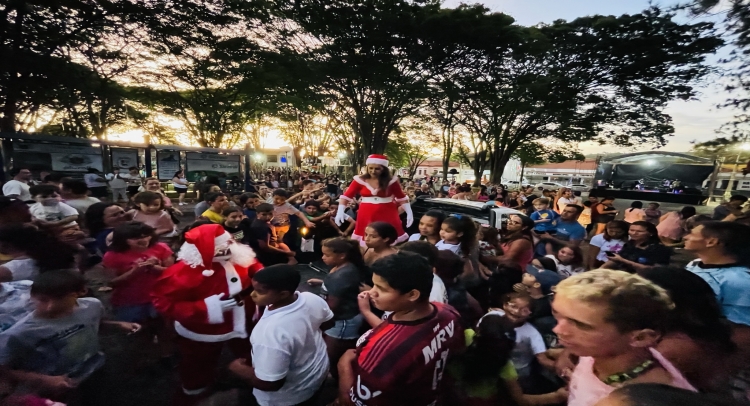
221;242;256;267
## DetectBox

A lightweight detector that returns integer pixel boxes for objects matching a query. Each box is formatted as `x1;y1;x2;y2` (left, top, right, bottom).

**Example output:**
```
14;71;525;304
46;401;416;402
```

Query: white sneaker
178;203;185;206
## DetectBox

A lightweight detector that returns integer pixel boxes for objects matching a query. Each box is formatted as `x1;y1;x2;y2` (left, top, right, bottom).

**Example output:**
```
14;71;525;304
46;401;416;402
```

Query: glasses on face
506;302;532;316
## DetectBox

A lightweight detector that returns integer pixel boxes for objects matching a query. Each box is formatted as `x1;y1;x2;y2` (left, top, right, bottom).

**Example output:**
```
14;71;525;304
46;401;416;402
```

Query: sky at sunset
442;0;735;155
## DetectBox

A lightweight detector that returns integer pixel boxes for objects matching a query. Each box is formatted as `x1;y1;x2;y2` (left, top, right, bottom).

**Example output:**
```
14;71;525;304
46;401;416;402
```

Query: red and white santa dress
151;224;263;402
337;154;414;245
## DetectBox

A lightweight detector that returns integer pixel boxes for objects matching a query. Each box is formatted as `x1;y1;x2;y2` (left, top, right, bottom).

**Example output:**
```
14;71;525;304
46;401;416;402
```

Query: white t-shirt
29;202;79;227
83;173;107;188
408;233;423;242
64;197;100;216
589;234;627;263
1;258;39;281
435;240;462;255
106;173;127;189
2;180;31;201
250;292;333;406
557;197;579;212
546;254;585;278
481;310;546;378
430;274;448;303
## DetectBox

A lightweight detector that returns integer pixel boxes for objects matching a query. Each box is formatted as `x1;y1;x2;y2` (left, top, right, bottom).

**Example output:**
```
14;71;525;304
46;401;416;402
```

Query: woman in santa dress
335;154;414;245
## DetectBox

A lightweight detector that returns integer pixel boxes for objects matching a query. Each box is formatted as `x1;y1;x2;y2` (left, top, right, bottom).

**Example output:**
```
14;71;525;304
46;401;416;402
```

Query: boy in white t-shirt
229;264;333;406
28;185;78;229
484;291;553;392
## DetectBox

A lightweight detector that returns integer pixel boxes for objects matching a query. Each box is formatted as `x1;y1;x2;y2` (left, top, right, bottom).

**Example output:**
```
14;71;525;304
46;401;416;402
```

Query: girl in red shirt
103;221;174;358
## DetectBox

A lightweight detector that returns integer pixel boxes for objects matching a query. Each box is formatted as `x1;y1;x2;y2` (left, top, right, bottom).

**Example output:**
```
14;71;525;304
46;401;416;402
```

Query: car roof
416;198;524;215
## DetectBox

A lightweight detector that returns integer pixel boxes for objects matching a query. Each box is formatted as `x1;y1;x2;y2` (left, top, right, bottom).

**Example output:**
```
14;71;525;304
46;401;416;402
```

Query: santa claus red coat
151;224;263;399
152;224;263;341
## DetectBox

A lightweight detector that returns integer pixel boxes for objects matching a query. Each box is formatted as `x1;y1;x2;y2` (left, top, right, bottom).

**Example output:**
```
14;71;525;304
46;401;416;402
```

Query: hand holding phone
605;251;616;257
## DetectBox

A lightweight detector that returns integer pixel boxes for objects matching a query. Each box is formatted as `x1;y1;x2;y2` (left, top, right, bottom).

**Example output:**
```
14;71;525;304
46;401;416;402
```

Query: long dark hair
85;202;119;237
322;237;369;282
0;224;76;272
366;221;399;245
442;216;477;256
361;165;392;191
109;221;158;253
501;214;534;244
458;315;516;384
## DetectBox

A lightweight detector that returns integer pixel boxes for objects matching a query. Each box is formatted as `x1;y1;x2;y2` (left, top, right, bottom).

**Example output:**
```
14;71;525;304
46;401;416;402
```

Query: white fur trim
366;157;389;167
202;270;214;277
339;194;353;201
395;196;409;202
214;232;232;248
388;175;400;185
174;322;247;342
204;294;225;324
177;243;203;267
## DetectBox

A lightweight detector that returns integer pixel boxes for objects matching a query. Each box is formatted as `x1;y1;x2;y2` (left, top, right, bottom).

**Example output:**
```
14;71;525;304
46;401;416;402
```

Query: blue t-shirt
530;209;558;232
555;220;586;242
243;208;257;222
685;260;750;327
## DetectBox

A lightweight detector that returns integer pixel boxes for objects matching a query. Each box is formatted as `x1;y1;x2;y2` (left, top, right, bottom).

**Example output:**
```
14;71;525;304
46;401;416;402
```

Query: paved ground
86;197;706;406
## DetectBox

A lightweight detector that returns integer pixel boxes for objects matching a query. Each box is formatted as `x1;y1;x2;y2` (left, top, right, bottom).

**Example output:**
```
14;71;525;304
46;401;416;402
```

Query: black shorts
89;186;108;198
174;186;188;194
127;186;140;196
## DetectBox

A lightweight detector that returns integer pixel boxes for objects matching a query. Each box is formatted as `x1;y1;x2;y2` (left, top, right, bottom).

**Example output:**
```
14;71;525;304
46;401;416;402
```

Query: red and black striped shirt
348;303;464;406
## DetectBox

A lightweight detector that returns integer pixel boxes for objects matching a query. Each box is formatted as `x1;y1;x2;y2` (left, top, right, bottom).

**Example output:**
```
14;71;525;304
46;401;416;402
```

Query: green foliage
686;0;750;129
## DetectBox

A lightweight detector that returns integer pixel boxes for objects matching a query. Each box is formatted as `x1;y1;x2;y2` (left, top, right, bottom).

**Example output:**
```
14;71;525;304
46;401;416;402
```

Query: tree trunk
519;162;526;186
491;152;512;184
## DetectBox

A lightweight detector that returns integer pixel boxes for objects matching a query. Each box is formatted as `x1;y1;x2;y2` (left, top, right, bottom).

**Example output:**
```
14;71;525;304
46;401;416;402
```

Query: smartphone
605;251;616;257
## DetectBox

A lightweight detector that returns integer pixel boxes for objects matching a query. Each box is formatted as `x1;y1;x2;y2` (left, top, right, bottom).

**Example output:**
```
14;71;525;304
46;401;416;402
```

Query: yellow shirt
201;209;224;224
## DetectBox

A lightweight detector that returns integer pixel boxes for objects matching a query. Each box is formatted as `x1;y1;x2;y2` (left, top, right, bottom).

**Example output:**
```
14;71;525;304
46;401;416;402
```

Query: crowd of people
0;159;749;406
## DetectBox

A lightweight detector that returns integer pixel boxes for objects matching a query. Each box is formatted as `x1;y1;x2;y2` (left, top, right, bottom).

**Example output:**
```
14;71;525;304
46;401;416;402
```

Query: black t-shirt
248;218;276;250
617;241;671;272
321;263;362;320
223;219;252;245
596;204;617;223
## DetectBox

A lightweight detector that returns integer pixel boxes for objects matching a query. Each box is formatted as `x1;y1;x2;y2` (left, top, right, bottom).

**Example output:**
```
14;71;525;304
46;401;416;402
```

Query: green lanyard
602;359;655;386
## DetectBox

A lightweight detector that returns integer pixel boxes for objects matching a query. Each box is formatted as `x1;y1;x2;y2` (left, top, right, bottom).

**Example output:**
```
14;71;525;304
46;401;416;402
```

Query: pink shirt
567;348;696;406
132;210;175;236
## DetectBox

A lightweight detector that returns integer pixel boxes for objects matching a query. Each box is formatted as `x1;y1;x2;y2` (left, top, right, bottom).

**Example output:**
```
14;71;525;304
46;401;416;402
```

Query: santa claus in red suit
335;154;414;245
151;224;263;404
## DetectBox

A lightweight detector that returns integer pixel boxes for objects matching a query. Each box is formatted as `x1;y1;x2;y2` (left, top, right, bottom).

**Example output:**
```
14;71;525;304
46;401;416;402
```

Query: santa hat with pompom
366;154;389;167
177;224;234;268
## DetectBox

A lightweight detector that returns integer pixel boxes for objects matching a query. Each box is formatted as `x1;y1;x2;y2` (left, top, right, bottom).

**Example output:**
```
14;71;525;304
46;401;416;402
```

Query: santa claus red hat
177;224;234;268
366;154;389;167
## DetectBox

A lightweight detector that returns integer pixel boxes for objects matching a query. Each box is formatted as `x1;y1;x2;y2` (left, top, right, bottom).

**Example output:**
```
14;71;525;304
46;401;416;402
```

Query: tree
128;35;275;148
512;142;585;185
262;0;490;165
451;8;722;184
385;124;438;178
687;0;750;129
0;0;141;133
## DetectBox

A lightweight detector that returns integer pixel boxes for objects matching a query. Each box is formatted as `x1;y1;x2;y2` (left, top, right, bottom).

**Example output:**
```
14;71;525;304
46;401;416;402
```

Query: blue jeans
114;303;158;322
325;314;364;340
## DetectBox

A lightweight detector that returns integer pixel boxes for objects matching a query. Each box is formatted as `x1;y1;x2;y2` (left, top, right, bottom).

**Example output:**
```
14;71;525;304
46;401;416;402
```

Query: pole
724;135;749;200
